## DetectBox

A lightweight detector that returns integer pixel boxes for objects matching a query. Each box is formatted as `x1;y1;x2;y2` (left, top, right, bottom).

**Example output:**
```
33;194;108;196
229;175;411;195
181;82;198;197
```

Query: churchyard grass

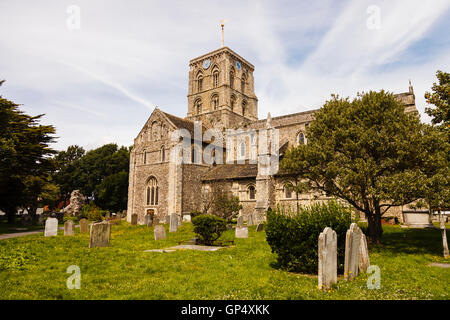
0;222;448;299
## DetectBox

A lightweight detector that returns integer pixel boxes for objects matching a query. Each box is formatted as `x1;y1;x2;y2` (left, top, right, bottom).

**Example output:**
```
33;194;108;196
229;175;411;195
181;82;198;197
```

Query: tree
423;71;450;258
212;190;242;222
425;70;449;130
22;175;59;223
95;171;129;212
0;81;56;223
280;91;426;243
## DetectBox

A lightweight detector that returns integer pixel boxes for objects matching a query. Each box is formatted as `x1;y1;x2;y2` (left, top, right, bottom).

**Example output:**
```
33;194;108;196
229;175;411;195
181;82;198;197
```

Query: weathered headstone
256;223;264;232
177;215;182;227
359;233;370;273
344;223;361;280
318;227;337;290
235;226;248;238
144;214;153;227
154;225;166;240
183;214;191;222
169;213;178;232
247;214;254;226
79;218;89;233
89;221;111;248
64;220;75;236
237;215;244;228
131;213;138;225
44;217;58;237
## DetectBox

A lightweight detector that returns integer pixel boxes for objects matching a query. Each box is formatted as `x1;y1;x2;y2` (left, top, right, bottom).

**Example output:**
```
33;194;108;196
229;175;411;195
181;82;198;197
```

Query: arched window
229;70;234;89
146;177;158;206
197;74;203;92
284;184;293;199
230;95;236;112
297;132;305;145
240;142;246;157
242;100;247;116
213;70;219;88
211;94;219;110
195;99;202;114
160;146;165;162
247;185;256;200
241;75;246;93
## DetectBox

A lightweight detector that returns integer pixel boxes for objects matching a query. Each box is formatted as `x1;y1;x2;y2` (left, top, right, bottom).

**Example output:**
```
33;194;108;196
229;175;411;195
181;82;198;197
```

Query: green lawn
0;222;449;300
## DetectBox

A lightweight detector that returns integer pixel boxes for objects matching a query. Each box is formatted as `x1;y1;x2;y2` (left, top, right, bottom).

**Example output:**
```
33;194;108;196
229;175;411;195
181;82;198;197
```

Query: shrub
265;201;353;274
192;215;227;245
79;203;104;222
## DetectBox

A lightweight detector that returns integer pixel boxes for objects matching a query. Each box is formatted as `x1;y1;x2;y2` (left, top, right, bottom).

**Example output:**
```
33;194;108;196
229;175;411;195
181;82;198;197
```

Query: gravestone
256;223;264;232
79;218;89;233
318;227;337;290
359;233;370;273
169;213;178;232
144;214;153;227
89;221;111;248
153;216;160;225
131;213;138;225
105;211;111;219
235;227;248;238
177;215;182;227
64;220;75;236
44;217;58;237
237;215;244;228
344;223;362;280
154;225;166;240
183;214;191;222
247;214;254;226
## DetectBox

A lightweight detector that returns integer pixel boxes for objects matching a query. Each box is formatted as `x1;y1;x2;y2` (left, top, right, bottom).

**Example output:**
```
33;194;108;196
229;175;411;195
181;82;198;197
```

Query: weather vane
220;19;227;47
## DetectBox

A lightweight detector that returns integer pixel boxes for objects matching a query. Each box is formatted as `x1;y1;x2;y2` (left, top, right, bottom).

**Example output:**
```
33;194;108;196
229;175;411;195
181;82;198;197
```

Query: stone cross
64;220;75;236
79;218;89;233
144;214;153;227
237;215;244;228
256;223;264;232
318;227;337;290
235;226;248;238
89;221;111;248
169;213;178;232
344;223;362;280
44;217;58;237
359;233;370;273
154;225;166;240
131;213;138;225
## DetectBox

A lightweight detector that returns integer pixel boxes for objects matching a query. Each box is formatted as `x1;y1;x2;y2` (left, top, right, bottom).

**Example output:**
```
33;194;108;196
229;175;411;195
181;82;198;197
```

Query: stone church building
127;46;418;224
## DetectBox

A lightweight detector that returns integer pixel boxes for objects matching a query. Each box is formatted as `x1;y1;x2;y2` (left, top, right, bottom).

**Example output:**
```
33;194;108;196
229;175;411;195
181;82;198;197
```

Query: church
126;46;418;224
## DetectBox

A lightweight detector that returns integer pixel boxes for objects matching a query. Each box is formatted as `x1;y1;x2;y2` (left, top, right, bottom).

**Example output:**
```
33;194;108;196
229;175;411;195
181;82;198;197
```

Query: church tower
186;47;258;129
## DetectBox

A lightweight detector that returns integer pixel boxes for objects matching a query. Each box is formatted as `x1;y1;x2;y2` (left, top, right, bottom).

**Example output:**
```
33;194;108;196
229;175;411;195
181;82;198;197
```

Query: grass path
0;222;448;300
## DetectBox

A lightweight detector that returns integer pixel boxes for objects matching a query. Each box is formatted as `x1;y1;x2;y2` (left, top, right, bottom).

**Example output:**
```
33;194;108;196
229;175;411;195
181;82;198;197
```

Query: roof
202;164;258;182
162;112;209;137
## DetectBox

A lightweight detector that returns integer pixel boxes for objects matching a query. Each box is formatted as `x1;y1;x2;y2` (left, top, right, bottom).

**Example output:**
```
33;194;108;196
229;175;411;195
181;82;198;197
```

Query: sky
0;0;449;151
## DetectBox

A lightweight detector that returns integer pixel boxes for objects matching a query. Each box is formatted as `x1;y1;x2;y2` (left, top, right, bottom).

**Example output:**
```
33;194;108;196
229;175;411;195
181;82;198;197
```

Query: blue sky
0;0;449;151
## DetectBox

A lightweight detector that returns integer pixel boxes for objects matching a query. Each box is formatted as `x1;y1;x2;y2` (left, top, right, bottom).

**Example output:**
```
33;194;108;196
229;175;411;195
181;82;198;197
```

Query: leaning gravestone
318;227;337;290
237;215;244;228
359;233;370;273
256;223;264;232
64;220;75;236
247;214;254;226
131;213;138;225
154;225;166;240
144;214;153;227
44;217;58;237
235;226;248;238
170;213;178;232
79;218;89;233
344;223;362;280
89;221;111;248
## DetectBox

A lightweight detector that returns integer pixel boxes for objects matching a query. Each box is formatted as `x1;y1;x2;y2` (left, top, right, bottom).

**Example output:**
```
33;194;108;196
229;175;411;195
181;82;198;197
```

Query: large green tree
425;70;449;131
0;81;56;223
280;90;428;243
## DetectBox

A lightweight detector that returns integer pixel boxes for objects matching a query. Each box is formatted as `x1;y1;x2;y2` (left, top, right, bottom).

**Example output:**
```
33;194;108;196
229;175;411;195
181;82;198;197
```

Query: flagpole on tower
220;19;227;47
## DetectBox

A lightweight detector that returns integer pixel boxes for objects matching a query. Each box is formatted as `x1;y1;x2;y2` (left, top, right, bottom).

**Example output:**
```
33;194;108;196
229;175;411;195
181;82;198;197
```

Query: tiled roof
202;164;258;181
